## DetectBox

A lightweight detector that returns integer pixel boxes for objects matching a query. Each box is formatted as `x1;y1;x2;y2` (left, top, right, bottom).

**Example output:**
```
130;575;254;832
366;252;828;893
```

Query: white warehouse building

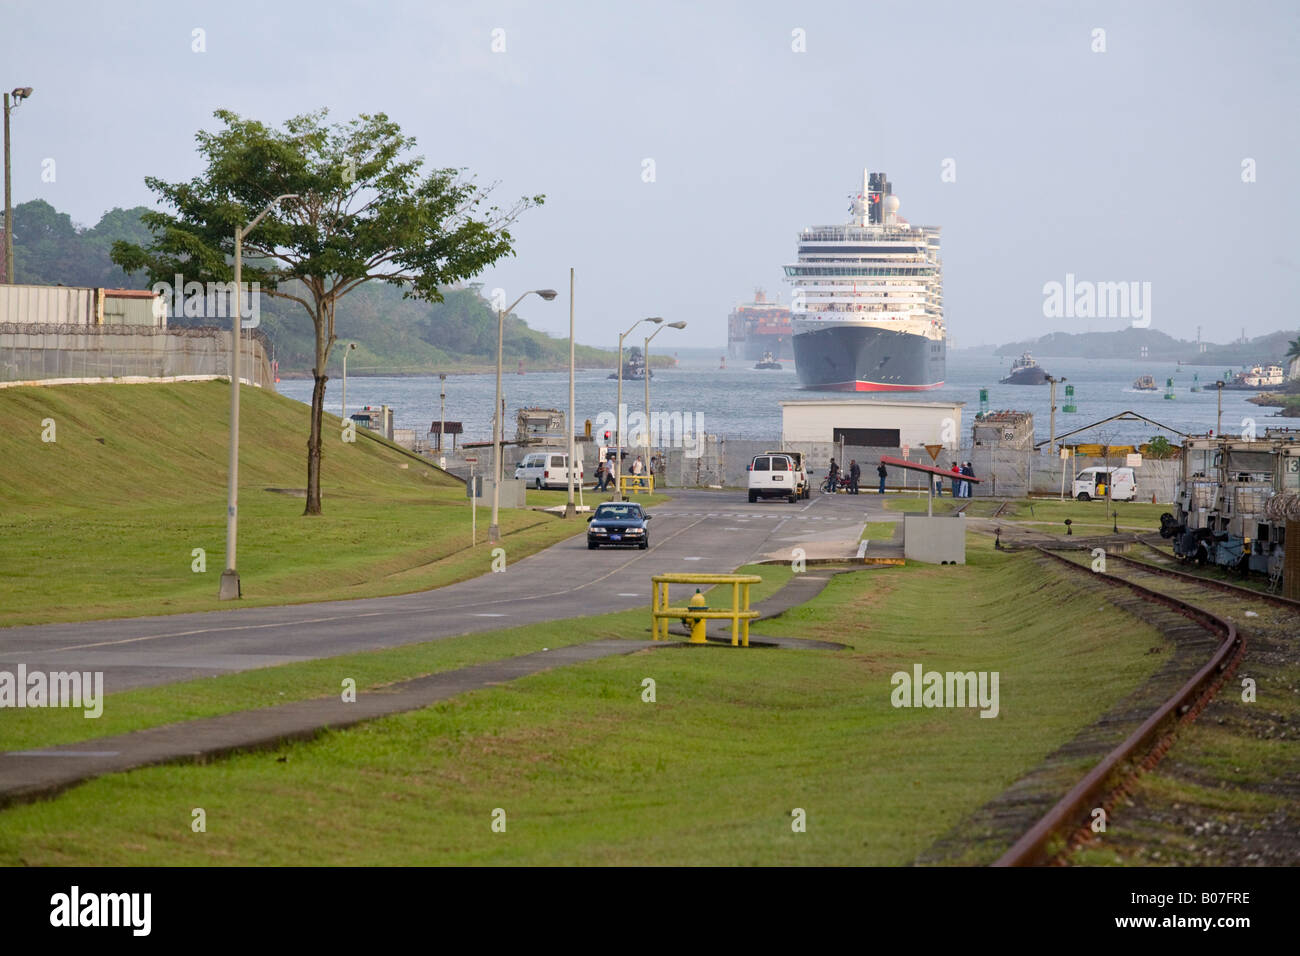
780;399;965;450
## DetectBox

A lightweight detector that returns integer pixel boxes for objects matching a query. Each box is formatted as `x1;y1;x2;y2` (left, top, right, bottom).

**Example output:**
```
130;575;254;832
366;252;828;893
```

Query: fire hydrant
686;588;708;644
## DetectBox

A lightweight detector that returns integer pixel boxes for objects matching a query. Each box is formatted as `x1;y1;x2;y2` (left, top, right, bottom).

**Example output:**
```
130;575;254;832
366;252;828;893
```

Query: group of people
938;461;976;498
593;452;657;492
825;456;976;498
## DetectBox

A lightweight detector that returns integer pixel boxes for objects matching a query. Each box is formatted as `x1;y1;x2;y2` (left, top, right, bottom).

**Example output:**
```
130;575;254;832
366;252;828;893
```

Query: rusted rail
992;547;1245;866
1127;540;1300;613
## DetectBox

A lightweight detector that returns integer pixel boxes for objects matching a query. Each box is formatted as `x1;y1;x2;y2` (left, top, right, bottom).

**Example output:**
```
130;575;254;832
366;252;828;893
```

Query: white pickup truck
747;453;804;503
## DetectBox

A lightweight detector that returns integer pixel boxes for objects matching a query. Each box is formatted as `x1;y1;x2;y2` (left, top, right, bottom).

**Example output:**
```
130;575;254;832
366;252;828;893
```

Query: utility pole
3;87;34;284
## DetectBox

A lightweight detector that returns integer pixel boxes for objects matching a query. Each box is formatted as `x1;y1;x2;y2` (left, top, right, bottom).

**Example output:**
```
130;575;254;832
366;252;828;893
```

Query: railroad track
1130;538;1300;611
992;546;1255;866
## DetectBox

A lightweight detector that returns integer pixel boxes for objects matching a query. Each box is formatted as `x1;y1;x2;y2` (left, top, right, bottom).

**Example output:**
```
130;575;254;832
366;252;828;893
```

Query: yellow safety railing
619;474;654;495
650;573;762;646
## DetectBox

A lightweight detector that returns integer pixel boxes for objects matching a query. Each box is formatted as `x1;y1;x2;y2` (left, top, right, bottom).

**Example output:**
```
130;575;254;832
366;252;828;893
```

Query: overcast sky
5;0;1297;348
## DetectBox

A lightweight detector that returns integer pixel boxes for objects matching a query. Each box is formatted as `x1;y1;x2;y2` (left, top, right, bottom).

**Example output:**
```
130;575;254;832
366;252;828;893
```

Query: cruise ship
785;170;945;390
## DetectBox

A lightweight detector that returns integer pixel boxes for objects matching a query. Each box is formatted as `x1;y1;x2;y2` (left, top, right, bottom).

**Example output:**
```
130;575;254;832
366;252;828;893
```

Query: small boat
753;350;782;370
999;352;1050;385
1133;375;1158;390
607;345;651;381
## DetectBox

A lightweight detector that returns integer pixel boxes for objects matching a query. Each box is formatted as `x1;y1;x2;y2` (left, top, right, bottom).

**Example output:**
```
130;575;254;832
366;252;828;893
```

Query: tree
1145;435;1175;460
112;109;540;514
1286;337;1300;361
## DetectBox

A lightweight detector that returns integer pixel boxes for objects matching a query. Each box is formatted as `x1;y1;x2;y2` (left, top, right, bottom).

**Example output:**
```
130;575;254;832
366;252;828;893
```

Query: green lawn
0;382;592;626
0;545;1169;866
0;563;793;755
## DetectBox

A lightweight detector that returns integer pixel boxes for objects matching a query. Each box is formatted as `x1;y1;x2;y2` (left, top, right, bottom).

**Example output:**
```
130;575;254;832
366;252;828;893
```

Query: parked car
514;451;584;490
747;453;801;503
586;501;652;549
1073;466;1137;501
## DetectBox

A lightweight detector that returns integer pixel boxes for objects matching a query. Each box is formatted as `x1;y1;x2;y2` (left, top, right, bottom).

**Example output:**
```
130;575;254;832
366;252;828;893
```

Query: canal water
276;353;1283;447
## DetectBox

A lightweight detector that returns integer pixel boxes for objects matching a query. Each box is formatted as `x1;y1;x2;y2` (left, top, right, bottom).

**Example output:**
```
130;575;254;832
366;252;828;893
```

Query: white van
748;453;800;503
1073;466;1137;502
514;451;584;490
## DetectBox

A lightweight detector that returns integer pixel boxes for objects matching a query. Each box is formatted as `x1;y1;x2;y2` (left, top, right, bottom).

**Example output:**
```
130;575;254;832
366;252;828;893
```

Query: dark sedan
587;502;652;549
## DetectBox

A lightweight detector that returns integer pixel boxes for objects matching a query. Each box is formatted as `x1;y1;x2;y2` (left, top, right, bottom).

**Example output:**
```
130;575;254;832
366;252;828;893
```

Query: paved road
0;489;894;694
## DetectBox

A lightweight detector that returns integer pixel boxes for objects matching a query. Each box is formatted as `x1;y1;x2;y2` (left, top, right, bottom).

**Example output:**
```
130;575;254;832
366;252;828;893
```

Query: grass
0;546;1170;865
0;564;793;755
859;521;898;541
0;382;595;626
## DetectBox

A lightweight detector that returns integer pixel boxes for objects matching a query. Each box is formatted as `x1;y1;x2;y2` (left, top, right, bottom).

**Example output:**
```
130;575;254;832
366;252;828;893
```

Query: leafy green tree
1286;337;1300;360
1145;435;1175;459
112;109;540;514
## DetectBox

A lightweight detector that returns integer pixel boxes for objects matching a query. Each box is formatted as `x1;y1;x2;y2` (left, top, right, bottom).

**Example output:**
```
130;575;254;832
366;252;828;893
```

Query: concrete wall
903;514;967;564
0;324;273;389
781;399;964;446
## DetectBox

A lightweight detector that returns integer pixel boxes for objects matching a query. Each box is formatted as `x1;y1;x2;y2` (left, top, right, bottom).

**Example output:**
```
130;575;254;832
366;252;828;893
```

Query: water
276;354;1283;447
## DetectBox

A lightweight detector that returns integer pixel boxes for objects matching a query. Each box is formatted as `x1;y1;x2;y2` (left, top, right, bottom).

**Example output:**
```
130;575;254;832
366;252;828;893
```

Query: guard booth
878;455;981;565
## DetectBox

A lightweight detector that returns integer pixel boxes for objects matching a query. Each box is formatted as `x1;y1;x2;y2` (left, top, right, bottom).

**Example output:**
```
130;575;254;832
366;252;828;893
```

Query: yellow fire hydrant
686;588;708;644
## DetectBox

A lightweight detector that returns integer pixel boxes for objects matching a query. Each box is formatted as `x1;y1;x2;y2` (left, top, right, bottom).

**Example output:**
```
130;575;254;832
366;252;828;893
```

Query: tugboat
1133;375;1158;390
608;345;651;381
999;352;1051;385
754;350;783;370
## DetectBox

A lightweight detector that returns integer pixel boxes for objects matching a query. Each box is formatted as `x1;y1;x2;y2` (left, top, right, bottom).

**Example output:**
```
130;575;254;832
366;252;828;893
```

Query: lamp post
1215;380;1225;436
1045;375;1066;454
489;288;557;542
218;192;298;601
614;317;662;500
565;268;577;518
3;86;34;284
341;342;357;420
439;372;447;456
643;320;686;486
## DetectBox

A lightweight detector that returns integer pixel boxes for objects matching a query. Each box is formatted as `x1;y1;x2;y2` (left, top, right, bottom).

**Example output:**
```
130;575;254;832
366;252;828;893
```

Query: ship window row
783;266;936;276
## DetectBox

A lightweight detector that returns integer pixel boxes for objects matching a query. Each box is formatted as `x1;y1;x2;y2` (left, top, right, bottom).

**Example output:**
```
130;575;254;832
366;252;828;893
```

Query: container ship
785;170;945;390
726;289;793;361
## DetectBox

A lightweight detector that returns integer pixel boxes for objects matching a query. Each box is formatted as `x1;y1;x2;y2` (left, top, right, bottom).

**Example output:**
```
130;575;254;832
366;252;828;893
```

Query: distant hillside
996;327;1299;367
4;200;616;375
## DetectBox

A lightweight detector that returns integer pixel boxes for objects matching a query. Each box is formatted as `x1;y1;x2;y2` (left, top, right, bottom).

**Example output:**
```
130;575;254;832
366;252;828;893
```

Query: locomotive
1159;429;1300;587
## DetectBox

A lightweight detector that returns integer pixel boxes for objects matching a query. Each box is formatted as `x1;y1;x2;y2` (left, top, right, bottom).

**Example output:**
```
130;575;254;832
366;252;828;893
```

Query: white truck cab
1073;466;1136;502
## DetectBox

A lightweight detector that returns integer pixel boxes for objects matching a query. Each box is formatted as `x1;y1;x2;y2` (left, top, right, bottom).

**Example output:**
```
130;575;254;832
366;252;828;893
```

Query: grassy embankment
0;536;1171;866
0;381;667;627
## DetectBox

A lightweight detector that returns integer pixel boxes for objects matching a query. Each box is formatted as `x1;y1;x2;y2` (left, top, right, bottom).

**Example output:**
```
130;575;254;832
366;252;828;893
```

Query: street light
643;320;686;485
3;86;34;284
219;192;298;601
489;288;558;542
1045;375;1067;455
341;342;358;420
1215;380;1225;436
614;317;662;500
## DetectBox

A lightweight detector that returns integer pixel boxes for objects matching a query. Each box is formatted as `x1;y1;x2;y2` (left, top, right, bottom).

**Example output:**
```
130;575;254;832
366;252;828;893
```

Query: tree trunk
305;370;327;515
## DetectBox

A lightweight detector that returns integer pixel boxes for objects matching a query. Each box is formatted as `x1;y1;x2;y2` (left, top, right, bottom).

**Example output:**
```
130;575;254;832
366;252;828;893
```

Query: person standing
950;462;963;497
827;458;840;492
961;461;975;498
876;461;887;494
849;459;861;495
593;460;606;491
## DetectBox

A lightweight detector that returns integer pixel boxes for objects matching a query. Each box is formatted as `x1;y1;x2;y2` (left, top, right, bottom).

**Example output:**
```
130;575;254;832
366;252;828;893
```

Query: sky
4;0;1297;349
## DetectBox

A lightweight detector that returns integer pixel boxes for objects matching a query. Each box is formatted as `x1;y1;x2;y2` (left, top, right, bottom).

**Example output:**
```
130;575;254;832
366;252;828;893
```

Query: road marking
682;556;703;561
473;613;507;617
857;540;869;558
617;593;640;597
